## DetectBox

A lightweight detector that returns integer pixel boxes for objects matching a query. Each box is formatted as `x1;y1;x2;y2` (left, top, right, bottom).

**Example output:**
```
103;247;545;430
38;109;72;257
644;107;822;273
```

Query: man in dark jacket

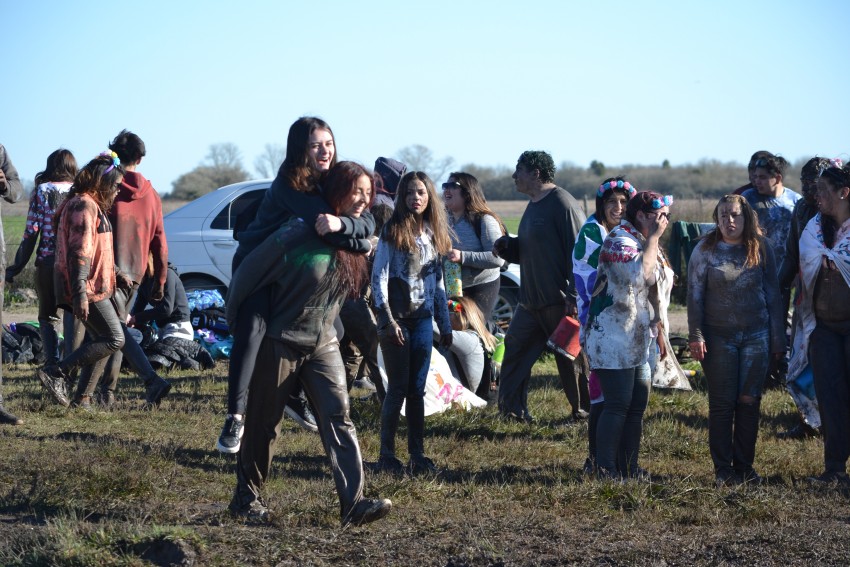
494;150;589;423
0;144;24;424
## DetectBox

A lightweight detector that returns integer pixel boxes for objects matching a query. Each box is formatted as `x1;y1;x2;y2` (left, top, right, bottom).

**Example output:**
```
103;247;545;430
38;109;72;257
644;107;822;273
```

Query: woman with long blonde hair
439;296;497;395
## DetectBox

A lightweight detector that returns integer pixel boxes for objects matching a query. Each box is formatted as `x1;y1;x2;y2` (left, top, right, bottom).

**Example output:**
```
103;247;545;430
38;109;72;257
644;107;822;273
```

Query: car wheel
181;275;227;297
492;286;517;331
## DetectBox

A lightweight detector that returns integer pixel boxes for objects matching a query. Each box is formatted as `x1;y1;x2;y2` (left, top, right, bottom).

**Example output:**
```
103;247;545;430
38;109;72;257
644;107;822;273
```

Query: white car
163;180;521;327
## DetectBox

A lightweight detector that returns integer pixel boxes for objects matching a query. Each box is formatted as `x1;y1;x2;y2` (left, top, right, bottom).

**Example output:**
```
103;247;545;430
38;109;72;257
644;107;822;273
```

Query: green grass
3;215;36;302
503;218;519;234
0;357;847;565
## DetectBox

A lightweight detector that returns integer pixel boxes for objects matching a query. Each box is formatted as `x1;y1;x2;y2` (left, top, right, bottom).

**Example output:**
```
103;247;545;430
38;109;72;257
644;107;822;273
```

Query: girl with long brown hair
6;149;84;373
372;171;453;476
39;152;144;409
442;171;506;323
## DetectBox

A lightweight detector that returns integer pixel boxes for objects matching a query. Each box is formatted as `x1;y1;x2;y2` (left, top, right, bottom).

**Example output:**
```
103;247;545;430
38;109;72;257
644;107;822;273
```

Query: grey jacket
0;144;23;270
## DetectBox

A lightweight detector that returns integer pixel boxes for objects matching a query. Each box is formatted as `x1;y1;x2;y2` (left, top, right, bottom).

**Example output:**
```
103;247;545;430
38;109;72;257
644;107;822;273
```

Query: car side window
210;190;266;230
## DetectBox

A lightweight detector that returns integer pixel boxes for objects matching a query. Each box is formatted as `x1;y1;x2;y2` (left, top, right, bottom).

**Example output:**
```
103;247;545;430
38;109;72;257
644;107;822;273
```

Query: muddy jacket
54;193;116;308
109;170;167;288
227;219;344;352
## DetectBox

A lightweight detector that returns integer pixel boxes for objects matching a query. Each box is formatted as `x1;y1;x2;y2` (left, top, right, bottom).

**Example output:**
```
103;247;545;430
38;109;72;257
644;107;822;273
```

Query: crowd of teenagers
0;120;848;526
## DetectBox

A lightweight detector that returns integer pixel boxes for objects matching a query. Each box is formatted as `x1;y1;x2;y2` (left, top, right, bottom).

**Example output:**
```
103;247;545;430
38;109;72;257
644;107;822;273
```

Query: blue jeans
702;325;768;476
379;317;433;460
810;321;850;475
595;363;651;476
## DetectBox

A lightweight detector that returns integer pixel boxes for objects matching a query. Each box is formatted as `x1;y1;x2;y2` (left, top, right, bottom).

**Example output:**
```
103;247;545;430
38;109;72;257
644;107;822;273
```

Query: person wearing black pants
0;143;24;424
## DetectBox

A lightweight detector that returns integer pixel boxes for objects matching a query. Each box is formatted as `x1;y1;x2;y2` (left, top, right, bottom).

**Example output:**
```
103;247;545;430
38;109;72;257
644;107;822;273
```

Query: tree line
167;143;809;201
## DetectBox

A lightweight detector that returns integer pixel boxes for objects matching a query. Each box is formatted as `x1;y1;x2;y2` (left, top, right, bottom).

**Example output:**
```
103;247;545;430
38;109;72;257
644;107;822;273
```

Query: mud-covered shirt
742;187;801;276
686;238;785;353
584;221;660;370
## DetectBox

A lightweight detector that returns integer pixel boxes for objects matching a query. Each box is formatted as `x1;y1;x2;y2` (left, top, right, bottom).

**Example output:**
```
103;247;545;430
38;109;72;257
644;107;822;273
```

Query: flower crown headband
651;195;674;209
100;151;120;175
820;158;845;176
448;300;463;313
597;179;637;198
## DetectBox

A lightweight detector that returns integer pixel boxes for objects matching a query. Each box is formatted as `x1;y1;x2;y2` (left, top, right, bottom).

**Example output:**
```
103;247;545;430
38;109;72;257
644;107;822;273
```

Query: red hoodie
108;170;168;289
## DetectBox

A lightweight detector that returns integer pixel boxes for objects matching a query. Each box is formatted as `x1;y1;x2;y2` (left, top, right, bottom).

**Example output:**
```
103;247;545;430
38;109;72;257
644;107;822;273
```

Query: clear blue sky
4;0;849;193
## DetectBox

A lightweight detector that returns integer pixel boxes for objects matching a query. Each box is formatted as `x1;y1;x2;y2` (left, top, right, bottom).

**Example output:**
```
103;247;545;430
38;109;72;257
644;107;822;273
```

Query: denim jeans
498;303;589;420
595;363;651;476
702;325;768;476
810;321;850;475
589;340;657;465
379;317;433;460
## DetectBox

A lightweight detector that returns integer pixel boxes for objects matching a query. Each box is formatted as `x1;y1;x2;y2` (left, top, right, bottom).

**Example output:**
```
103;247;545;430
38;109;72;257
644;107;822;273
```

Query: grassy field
0;357;847;566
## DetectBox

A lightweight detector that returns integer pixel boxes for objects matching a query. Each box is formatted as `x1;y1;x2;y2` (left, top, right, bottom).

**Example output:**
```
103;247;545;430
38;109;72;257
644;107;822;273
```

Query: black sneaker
737;468;764;486
217;415;245;454
373;456;406;476
37;366;70;407
806;471;850;486
284;397;318;432
625;466;652;482
229;495;269;523
342;497;392;527
777;422;821;440
501;411;534;424
144;375;171;406
715;469;737;488
0;405;23;426
408;455;440;476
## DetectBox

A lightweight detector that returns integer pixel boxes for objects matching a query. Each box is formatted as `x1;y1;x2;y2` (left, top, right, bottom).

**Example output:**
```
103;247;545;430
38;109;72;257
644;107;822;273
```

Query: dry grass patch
0;358;848;565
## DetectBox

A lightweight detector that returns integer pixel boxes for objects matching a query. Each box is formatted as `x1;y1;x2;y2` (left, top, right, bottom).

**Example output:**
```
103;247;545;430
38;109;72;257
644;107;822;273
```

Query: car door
201;188;267;283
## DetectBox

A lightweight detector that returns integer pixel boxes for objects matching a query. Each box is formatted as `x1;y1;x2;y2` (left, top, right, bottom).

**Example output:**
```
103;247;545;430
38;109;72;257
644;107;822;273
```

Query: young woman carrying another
226;161;391;525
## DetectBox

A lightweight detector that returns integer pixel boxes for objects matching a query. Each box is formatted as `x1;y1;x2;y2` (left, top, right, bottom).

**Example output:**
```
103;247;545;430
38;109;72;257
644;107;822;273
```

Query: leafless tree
169;143;249;200
254;143;285;178
205;143;244;169
396;144;454;183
